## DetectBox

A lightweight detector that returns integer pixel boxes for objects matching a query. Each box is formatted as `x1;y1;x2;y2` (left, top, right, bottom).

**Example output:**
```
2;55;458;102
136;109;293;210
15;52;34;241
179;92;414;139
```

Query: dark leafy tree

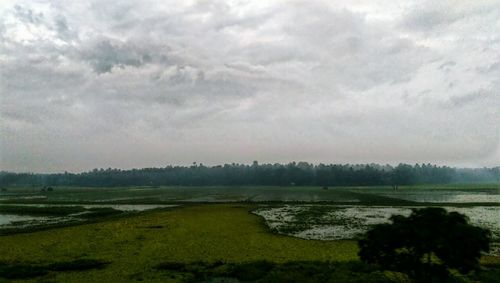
491;166;500;182
391;163;414;188
358;208;491;282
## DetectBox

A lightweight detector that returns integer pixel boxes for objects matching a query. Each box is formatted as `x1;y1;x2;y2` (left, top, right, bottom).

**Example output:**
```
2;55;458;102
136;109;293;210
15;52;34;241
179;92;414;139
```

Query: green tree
358;208;491;282
391;163;414;188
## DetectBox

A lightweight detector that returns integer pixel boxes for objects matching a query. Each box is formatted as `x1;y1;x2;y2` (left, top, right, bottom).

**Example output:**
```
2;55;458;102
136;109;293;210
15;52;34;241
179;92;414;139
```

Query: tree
391;163;414;188
492;166;500;182
1;164;497;187
358;208;491;282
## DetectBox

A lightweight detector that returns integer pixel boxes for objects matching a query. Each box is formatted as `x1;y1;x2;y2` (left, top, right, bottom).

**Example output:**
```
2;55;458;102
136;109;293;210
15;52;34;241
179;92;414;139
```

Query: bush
156;261;391;282
227;261;275;281
0;259;109;279
0;263;47;279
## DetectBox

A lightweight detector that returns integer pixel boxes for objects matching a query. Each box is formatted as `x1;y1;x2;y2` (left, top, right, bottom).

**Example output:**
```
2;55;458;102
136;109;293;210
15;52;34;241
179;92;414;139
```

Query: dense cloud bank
1;1;499;172
1;163;498;187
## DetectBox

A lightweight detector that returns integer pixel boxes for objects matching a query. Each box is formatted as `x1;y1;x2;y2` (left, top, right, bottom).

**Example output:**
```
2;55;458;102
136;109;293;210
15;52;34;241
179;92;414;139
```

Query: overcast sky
0;0;499;173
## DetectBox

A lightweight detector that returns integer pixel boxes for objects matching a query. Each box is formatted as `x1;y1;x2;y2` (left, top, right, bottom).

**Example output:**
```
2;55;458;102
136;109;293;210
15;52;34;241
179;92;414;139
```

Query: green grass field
0;204;361;282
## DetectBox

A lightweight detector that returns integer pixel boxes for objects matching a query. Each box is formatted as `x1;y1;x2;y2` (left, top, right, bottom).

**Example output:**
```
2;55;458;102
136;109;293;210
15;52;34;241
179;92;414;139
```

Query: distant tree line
0;162;498;187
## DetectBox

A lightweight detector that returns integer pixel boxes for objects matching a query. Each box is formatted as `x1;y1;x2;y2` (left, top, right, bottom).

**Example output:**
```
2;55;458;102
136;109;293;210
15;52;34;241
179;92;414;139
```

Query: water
0;204;177;211
356;188;500;203
0;214;52;226
0;204;178;228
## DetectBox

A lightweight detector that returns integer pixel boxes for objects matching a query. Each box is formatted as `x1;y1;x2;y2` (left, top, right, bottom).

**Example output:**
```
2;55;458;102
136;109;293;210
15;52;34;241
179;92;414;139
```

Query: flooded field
0;214;53;226
0;204;177;231
0;186;362;203
1;185;498;246
253;205;500;255
1;184;498;204
350;187;500;203
0;203;177;211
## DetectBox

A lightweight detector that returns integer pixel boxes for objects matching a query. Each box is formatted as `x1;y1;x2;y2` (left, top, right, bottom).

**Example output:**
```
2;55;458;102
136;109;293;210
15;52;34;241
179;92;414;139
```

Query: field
0;185;499;282
1;184;498;204
0;204;362;282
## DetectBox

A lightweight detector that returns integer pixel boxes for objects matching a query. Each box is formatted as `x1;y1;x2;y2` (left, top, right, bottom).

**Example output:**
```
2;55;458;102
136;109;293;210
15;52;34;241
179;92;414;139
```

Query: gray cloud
0;0;499;172
13;5;44;25
80;39;152;73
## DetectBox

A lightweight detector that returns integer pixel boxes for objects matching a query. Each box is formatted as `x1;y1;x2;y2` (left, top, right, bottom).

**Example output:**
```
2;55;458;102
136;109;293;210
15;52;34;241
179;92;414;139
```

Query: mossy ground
0;204;359;282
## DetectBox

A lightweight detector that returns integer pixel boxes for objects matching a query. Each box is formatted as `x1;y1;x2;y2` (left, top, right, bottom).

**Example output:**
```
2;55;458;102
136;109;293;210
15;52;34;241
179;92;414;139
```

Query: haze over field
0;0;499;173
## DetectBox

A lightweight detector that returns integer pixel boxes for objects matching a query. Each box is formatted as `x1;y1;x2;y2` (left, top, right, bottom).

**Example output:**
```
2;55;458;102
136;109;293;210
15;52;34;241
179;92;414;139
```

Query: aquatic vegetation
254;205;500;255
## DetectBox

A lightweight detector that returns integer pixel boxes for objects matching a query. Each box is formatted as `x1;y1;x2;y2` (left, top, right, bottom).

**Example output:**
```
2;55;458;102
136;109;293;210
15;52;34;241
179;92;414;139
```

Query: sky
0;0;499;173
